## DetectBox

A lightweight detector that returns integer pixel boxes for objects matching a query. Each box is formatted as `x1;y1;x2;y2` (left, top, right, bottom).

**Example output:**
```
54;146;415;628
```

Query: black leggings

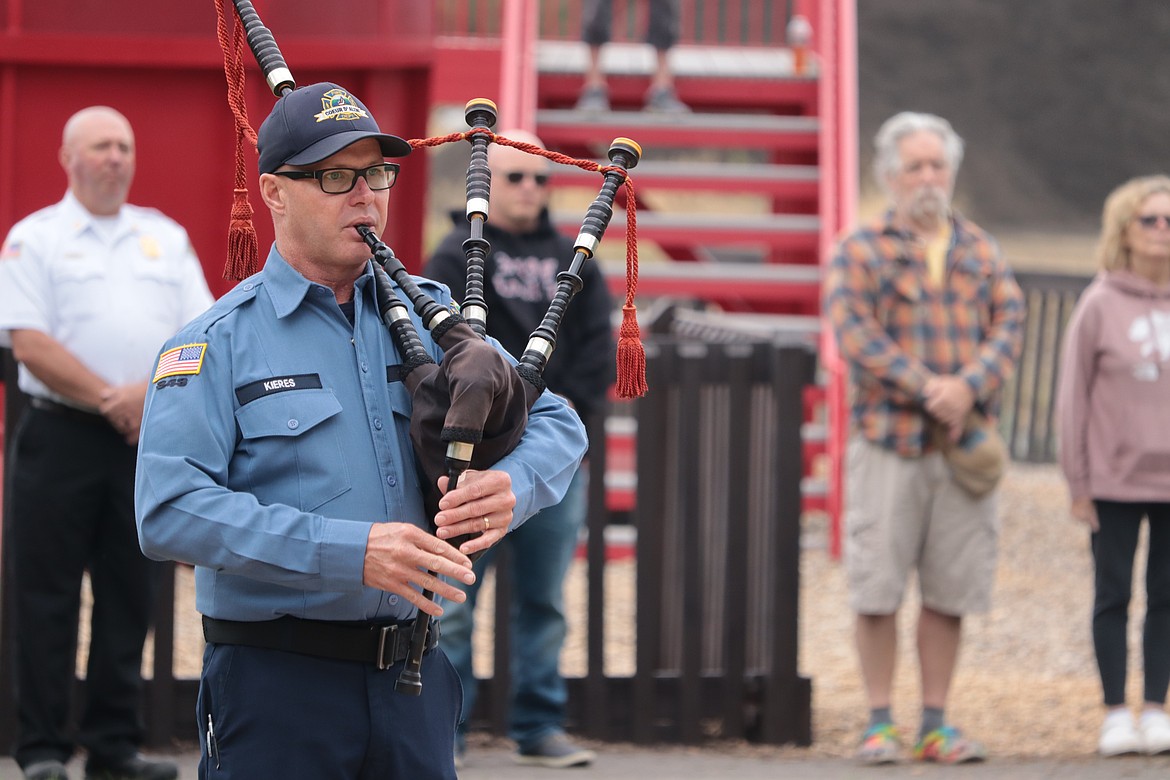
1092;500;1170;707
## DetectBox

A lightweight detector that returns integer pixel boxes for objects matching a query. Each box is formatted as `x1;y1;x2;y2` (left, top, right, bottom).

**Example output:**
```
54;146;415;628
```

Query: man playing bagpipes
134;81;587;780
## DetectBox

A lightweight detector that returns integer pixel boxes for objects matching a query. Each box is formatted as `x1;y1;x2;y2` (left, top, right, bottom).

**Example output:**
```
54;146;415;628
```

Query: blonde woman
1057;175;1170;757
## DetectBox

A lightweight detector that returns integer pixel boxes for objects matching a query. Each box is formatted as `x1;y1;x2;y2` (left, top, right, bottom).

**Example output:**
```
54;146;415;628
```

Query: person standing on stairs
823;111;1024;766
575;0;691;113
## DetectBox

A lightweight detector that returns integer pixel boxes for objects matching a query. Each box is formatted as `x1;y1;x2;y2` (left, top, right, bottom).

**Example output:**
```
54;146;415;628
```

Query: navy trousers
197;642;462;779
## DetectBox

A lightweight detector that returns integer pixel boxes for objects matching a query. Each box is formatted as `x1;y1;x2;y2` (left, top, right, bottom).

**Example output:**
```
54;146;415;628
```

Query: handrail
814;0;858;560
498;0;537;131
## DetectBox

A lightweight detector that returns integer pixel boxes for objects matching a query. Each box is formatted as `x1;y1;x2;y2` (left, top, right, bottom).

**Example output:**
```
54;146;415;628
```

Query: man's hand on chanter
434;468;515;557
363;523;476;617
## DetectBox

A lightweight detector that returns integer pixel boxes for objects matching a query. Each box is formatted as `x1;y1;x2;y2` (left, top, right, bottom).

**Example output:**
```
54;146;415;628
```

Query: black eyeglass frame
273;163;401;194
503;170;550;187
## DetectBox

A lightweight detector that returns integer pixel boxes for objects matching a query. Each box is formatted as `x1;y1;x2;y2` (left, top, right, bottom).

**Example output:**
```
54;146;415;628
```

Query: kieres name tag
235;374;324;405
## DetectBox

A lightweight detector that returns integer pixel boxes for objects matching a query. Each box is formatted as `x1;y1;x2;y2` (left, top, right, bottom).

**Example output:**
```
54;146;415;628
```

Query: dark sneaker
643;86;690;113
84;754;178;780
515;731;596;768
574;85;610;112
23;760;69;780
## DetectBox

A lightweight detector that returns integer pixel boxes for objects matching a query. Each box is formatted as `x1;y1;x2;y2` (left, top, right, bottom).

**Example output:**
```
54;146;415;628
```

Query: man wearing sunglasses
425;131;614;769
134;85;587;779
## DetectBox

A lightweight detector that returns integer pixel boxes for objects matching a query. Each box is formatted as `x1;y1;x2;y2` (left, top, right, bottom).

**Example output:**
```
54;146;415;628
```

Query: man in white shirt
0;106;213;780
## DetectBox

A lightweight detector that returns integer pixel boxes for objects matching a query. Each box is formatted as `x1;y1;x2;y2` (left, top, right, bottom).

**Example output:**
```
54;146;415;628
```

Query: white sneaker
1099;710;1142;756
1140;709;1170;755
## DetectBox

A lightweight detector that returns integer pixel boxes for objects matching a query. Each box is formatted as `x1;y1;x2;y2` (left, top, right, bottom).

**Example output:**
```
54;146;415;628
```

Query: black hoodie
424;208;616;421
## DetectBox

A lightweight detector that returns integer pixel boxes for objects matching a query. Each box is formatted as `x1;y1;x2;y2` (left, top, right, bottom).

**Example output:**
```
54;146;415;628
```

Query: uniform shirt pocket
235;389;351;511
51;259;108;323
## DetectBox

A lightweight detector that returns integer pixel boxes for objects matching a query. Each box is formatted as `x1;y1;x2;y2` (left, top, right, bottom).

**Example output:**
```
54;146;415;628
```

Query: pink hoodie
1057;270;1170;501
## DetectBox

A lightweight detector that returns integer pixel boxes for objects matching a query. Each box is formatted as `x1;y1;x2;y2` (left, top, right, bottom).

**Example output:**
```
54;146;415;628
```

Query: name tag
235;373;323;405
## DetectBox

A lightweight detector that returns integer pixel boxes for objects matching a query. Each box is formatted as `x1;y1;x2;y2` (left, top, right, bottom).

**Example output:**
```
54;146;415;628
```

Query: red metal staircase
432;0;857;555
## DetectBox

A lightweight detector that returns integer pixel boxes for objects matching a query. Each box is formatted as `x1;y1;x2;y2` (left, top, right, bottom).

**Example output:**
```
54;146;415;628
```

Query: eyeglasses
273;163;400;194
1136;214;1170;229
503;171;549;187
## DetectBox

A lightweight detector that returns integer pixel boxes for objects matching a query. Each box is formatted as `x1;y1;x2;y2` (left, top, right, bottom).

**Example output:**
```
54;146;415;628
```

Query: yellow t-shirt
925;221;953;287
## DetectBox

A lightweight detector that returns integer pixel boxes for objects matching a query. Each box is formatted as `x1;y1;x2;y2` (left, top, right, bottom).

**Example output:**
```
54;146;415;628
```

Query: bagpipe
214;0;647;694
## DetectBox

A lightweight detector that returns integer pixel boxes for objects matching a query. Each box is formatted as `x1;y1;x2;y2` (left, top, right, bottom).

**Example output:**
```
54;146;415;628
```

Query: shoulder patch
153;343;208;382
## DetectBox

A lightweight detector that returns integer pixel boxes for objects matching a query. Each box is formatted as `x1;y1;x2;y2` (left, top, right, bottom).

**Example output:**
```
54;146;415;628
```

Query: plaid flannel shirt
824;211;1025;457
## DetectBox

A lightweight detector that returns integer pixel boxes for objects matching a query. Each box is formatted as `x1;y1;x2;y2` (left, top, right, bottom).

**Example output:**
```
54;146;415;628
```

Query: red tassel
615;304;647;399
224;189;258;281
216;0;260;281
613;178;647;399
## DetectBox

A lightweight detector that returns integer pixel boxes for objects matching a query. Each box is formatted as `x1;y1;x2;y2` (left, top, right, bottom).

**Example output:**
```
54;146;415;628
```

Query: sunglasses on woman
1135;214;1170;229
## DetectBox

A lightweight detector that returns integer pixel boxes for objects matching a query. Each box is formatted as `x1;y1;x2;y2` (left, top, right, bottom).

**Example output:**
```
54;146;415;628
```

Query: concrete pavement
2;745;1169;779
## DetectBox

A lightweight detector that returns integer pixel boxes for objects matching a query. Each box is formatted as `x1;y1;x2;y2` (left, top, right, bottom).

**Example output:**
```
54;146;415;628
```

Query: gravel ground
81;462;1140;759
797;461;1110;759
463;462;1126;759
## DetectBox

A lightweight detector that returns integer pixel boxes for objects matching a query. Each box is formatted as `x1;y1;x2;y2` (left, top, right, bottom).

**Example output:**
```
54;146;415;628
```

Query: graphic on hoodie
493;253;559;302
1128;309;1170;380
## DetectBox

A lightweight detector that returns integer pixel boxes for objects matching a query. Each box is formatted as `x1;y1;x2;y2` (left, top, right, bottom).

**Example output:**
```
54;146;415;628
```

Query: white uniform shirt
0;191;214;406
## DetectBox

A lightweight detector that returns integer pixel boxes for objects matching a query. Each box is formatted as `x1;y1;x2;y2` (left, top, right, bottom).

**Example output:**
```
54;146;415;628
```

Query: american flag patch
153;343;207;382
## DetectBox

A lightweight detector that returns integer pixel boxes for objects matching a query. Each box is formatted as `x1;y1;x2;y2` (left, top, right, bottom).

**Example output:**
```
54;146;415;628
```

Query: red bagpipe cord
215;0;260;281
414;131;648;398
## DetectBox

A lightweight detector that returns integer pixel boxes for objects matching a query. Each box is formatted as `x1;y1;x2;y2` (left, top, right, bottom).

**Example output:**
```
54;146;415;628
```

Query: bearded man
823;112;1025;766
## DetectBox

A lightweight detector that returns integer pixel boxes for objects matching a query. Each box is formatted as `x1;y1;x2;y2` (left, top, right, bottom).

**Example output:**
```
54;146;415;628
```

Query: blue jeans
441;469;586;751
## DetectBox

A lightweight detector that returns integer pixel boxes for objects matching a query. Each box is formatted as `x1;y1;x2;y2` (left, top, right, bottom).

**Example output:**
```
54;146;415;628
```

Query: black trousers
581;0;680;50
11;407;160;767
1092;499;1170;707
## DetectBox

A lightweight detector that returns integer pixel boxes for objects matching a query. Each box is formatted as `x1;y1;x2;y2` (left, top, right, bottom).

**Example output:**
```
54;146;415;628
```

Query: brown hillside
858;1;1170;233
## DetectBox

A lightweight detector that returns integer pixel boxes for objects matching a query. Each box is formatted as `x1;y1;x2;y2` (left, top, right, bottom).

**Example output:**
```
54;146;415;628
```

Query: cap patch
315;89;369;123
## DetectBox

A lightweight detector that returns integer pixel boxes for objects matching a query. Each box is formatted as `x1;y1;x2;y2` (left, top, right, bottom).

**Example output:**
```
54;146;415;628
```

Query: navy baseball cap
257;82;412;174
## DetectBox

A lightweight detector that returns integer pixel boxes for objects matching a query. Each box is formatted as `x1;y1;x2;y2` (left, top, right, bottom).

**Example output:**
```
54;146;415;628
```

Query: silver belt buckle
376;624;399;670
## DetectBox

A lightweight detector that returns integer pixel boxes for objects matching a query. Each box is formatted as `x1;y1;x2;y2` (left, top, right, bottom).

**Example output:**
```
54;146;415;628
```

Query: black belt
28;396;109;426
202;615;439;670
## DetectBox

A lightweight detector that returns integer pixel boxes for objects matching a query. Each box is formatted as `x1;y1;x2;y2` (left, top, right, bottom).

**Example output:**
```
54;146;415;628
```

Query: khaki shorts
844;435;1000;616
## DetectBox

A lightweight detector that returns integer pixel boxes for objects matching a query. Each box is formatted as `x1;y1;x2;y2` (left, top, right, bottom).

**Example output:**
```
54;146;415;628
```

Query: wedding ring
483;516;490;531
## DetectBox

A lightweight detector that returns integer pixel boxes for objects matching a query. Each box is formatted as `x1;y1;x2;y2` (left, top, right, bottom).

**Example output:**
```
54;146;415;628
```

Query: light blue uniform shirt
135;247;587;622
